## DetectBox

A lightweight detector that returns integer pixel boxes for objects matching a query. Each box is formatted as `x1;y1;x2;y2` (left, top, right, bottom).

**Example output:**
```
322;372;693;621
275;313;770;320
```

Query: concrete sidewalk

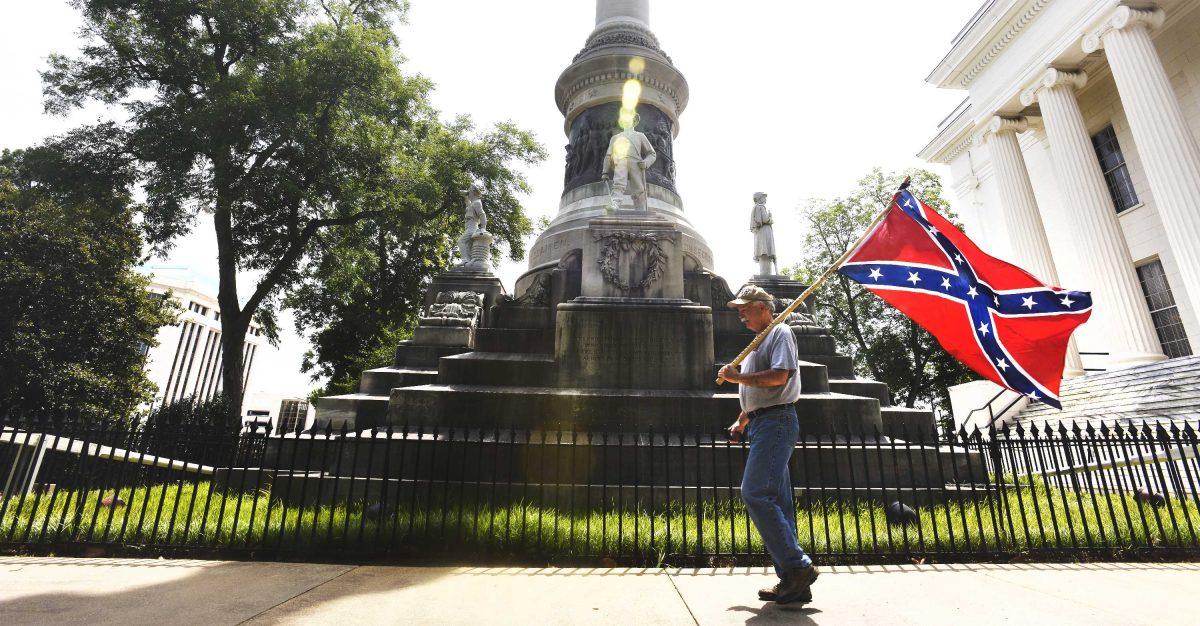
0;557;1197;625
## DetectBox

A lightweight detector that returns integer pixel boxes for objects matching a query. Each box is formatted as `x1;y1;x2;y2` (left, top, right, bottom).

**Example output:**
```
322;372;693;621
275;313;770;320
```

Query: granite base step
881;407;937;441
312;394;389;431
829;379;891;406
388;385;882;434
474;327;554;354
437;352;557;387
261;433;982;491
798;354;856;379
393;342;471;369
359;367;438;395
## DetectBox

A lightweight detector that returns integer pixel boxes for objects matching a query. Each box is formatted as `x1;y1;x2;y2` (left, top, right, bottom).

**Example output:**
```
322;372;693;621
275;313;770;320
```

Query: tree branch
240;209;387;322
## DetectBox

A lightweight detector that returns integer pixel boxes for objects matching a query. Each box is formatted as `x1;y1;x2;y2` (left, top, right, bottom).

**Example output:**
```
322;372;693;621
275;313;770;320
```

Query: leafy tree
42;0;543;416
0;140;176;419
288;118;544;395
789;168;974;410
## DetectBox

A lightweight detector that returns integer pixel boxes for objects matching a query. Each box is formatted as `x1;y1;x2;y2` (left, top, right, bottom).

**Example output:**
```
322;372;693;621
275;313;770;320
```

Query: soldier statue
602;111;657;212
751;192;778;276
454;182;489;270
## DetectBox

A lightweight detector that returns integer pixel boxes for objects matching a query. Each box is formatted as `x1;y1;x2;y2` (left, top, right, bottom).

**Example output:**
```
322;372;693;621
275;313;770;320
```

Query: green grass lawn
2;478;1198;563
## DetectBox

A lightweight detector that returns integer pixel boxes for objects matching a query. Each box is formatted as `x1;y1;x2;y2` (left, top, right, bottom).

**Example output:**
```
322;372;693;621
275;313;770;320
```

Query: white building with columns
920;0;1200;387
141;267;267;413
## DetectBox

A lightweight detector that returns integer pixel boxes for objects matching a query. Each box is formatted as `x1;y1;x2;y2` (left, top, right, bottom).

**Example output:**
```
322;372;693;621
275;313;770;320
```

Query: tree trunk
214;187;246;424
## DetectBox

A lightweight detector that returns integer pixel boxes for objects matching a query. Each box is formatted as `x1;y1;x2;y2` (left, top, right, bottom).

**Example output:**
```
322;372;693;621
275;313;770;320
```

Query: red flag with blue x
837;188;1092;409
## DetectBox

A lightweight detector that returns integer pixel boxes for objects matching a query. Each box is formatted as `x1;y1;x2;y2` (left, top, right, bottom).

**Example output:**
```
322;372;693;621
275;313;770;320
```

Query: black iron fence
1;413;1198;566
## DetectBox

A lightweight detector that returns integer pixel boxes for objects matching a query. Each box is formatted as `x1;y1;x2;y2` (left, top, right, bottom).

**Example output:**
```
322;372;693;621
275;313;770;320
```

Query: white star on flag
907;272;921;285
993;295;1000;306
978;322;989;336
941;277;952;290
1060;294;1075;307
996;358;1009;372
954;254;964;264
1029;391;1039;400
868;268;882;281
1022;296;1036;310
967;286;978;298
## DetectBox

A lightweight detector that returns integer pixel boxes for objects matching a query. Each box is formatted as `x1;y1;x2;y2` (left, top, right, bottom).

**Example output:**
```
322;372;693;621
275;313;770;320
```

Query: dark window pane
1136;260;1193;358
1091;125;1140;212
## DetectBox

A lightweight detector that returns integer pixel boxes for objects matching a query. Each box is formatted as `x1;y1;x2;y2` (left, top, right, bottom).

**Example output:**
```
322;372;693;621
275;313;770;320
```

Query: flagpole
716;176;911;385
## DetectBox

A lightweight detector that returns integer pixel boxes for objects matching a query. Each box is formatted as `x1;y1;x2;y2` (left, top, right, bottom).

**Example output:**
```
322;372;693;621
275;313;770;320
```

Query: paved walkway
0;557;1197;625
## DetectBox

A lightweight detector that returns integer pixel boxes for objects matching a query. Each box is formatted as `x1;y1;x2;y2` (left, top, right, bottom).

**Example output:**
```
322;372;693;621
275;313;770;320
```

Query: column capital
980;116;1029;144
1020;69;1087;107
1083;5;1165;53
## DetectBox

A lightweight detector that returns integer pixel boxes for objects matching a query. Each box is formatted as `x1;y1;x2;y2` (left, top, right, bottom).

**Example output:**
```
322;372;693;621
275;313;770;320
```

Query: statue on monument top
751;192;778;277
602;111;657;212
452;182;494;273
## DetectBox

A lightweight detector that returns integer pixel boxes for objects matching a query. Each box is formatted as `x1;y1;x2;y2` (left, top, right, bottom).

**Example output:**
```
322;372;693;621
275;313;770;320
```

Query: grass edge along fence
2;414;1199;566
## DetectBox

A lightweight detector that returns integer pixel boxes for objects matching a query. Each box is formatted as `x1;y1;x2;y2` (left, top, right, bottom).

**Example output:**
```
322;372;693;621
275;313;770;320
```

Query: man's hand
718;363;740;384
727;413;749;443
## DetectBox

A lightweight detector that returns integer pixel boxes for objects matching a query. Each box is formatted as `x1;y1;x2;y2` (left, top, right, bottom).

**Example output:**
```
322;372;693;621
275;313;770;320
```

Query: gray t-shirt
738;324;803;412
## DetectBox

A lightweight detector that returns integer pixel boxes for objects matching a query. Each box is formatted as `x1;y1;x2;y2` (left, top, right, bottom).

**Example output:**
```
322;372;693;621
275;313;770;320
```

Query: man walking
718;285;819;604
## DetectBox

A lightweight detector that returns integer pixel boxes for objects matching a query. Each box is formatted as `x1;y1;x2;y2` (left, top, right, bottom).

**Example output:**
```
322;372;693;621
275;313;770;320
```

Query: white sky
0;0;980;402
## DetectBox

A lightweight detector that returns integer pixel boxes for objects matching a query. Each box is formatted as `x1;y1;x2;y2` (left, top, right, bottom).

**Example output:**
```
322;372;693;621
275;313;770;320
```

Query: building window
1091;125;1139;213
278;399;310;434
1136;260;1192;359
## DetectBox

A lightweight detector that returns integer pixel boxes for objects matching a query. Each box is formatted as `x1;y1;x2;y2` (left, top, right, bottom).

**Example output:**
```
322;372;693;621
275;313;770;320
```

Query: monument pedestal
426;270;506;325
748;275;812;313
556;299;713;390
555;214;714;390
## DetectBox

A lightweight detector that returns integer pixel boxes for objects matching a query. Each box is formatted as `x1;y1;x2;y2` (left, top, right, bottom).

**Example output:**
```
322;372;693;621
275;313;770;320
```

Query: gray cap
727;285;774;309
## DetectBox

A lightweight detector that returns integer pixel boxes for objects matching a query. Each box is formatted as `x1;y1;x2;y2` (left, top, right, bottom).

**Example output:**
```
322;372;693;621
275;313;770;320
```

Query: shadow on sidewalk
727;603;821;624
0;557;445;624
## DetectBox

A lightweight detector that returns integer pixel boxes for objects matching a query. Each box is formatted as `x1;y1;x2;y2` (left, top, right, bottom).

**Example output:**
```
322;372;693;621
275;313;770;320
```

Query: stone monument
304;0;956;507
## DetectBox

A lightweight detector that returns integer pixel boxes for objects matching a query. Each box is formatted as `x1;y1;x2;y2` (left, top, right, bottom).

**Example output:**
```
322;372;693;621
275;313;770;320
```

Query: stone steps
796;353;856;379
437;352;557;387
880;407;936;440
358;367;438;395
474;328;554;354
1018;355;1200;425
387;384;882;435
312;393;390;431
393;342;471;369
829;379;891;406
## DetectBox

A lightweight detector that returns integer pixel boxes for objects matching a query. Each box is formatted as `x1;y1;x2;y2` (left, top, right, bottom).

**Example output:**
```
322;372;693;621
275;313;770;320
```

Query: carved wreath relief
594;231;670;292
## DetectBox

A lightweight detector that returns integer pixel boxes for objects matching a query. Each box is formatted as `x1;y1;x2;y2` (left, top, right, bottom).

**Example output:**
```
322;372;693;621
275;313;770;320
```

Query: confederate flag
837;186;1092;409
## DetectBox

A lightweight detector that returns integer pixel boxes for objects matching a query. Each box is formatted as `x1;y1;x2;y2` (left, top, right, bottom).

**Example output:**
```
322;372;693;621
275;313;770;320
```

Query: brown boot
774;565;819;604
758;579;813;602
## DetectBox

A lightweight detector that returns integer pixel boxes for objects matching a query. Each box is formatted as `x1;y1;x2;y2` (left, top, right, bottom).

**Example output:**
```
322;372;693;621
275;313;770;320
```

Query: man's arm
717;364;792;387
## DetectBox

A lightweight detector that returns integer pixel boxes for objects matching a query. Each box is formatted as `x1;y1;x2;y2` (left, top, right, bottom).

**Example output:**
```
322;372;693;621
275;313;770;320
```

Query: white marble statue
751;192;777;276
454;182;493;272
602;112;657;212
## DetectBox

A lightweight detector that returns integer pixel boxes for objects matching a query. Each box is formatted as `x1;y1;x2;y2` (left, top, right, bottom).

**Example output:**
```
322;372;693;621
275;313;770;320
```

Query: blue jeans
742;405;812;576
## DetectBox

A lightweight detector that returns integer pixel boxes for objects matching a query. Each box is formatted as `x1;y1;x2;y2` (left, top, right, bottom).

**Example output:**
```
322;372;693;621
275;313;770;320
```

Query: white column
596;0;649;26
1021;69;1166;367
981;116;1085;377
1084;5;1200;321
